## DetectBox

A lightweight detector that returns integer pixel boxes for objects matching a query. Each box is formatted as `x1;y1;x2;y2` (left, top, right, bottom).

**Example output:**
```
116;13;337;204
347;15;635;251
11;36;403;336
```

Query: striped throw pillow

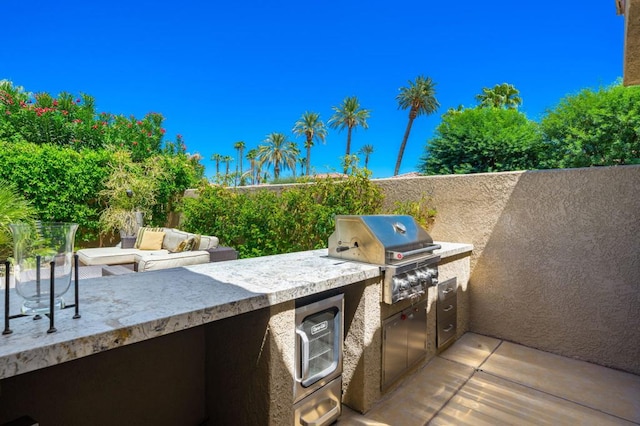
134;227;164;249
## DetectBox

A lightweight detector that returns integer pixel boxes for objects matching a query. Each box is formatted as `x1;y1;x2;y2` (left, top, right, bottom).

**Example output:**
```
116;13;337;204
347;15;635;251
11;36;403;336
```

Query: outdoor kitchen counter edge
0;242;471;380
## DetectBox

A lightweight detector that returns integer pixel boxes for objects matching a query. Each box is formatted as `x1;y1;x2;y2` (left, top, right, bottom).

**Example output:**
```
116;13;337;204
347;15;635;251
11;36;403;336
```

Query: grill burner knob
406;272;420;287
391;276;408;292
415;268;432;287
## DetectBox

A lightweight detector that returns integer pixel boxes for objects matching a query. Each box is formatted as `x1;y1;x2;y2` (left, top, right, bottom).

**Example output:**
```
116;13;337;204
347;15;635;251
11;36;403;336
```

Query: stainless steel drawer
437;295;457;318
437;278;457;348
437;309;457;348
438;278;457;302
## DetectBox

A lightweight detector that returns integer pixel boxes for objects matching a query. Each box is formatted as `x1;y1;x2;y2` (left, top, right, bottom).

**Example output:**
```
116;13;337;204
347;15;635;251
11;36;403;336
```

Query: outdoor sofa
77;227;237;272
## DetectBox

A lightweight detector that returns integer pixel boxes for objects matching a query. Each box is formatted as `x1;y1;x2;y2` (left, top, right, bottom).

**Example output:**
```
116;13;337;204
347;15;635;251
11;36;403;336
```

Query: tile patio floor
337;332;640;425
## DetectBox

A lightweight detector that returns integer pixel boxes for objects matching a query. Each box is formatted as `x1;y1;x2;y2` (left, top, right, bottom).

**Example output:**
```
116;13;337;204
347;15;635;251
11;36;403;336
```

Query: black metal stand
3;261;11;335
47;262;56;334
73;254;81;319
2;253;81;335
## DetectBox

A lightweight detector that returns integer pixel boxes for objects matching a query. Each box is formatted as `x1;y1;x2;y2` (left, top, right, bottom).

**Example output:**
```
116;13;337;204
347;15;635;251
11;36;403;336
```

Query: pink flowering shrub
0;80;184;161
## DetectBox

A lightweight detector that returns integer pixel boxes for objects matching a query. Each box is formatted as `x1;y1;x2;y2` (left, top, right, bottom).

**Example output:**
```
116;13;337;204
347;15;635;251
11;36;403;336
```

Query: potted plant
98;151;163;248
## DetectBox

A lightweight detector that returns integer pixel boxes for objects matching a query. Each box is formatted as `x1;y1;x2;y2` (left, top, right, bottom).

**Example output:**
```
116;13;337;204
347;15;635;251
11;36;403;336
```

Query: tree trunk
394;115;416;175
306;134;312;176
344;127;353;174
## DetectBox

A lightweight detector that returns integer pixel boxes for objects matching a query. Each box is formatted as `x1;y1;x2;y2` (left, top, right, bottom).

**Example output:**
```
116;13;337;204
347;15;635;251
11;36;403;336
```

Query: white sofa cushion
136;250;211;272
160;228;219;252
77;247;168;266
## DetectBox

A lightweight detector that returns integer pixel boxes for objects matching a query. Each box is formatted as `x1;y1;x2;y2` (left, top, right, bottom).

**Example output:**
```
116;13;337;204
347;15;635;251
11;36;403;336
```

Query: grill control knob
428;267;439;279
427;267;439;286
398;277;409;291
414;268;430;287
406;272;420;287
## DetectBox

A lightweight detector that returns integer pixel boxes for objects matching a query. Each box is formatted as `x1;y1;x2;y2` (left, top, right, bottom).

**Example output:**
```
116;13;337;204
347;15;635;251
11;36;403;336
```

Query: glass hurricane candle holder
9;222;78;315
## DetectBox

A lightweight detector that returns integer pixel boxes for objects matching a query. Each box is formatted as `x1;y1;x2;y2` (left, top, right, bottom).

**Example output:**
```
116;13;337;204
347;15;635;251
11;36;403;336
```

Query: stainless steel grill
328;215;440;304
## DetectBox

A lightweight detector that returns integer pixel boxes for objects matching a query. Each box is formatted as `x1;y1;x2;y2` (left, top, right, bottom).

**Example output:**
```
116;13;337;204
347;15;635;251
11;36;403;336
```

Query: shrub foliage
419;107;543;174
0;80;205;244
540;83;640;167
180;171;385;258
0;141;111;242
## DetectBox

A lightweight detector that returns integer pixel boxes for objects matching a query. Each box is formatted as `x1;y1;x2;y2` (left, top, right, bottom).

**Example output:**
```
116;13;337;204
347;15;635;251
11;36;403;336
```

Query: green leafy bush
0;80;185;161
391;195;437;230
180;171;384;258
540;82;640;168
0;141;111;242
0;181;37;260
420;107;543;174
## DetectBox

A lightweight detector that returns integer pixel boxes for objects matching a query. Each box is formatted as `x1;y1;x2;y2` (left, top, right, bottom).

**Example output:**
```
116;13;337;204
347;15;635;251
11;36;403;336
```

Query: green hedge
0;141;111;242
180;172;385;258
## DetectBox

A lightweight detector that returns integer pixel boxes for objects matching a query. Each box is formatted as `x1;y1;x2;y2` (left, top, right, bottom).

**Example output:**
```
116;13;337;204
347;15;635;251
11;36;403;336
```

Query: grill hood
328;215;437;265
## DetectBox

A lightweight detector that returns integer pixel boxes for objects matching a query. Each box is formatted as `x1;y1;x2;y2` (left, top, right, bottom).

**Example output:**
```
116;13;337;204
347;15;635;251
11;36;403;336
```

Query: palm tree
395;75;439;176
246;148;258;185
256;133;297;180
211;153;222;178
288;142;300;178
475;83;522;109
233;141;246;186
359;144;374;169
298;157;306;176
328;96;370;173
222;155;234;183
292;112;327;176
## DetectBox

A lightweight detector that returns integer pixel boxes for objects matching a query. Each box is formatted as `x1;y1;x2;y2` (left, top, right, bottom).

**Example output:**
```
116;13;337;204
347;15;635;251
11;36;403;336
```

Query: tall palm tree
233;141;246;186
298;157;306;176
395;75;439;176
256;133;297;180
211;153;222;178
246;148;258;185
292;112;327;176
328;96;370;173
222;155;234;179
475;83;522;109
359;144;375;169
288;141;300;178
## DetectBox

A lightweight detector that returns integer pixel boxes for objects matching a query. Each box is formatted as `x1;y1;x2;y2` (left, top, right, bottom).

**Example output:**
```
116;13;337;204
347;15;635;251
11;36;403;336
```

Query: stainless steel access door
382;300;428;389
294;293;344;403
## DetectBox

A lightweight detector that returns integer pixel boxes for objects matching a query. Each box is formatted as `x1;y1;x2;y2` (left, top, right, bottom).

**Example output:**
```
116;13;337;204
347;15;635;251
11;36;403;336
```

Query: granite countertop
0;242;471;380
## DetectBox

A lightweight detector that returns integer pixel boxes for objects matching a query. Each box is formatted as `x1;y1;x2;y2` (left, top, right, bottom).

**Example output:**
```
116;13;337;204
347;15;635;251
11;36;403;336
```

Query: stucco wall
375;165;640;375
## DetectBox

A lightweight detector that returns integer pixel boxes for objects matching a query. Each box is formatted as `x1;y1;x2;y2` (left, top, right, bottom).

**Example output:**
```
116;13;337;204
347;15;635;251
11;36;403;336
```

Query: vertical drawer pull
443;304;454;312
443;324;454;333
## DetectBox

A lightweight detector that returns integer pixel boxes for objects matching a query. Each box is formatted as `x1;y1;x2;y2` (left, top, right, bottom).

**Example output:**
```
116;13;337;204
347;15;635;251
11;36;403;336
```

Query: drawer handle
443;304;454;312
442;288;454;295
443;324;454;333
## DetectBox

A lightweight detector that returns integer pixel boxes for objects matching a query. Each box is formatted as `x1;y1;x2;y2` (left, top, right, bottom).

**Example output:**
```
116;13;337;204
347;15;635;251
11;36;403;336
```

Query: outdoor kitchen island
0;242;472;425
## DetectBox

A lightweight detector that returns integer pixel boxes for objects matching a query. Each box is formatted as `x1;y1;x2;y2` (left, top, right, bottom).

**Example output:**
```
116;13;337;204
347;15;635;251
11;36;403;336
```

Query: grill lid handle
387;244;441;260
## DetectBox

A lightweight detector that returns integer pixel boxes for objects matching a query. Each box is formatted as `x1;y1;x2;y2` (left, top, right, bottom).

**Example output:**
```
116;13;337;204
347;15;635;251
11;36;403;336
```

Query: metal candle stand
3;254;81;335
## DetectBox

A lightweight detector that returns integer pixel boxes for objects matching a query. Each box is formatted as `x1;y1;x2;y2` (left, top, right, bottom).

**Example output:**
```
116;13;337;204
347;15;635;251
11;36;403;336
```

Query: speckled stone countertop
0;242;471;380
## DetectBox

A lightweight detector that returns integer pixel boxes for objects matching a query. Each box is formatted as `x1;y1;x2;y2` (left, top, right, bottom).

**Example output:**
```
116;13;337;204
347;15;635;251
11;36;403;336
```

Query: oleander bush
0;81;205;245
0;80;179;161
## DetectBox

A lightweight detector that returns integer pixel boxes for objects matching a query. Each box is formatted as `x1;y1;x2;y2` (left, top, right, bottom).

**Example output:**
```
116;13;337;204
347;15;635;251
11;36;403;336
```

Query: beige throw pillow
134;227;163;249
138;231;165;250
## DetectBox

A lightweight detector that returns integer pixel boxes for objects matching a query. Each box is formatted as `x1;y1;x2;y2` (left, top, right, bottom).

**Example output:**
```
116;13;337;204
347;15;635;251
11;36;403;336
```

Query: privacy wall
375;165;640;375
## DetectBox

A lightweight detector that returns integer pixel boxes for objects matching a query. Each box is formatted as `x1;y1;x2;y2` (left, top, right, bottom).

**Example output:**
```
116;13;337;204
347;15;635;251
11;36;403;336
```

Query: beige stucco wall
623;0;640;86
375;165;640;375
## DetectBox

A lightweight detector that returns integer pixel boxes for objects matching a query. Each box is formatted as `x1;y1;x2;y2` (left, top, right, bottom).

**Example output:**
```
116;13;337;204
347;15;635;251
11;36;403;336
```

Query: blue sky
2;1;624;179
